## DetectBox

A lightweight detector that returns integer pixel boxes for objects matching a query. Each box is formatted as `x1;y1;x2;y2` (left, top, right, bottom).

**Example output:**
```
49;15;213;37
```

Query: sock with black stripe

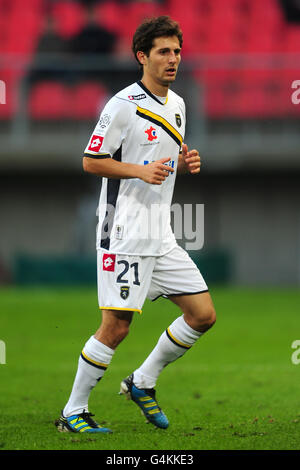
133;315;202;389
63;335;114;417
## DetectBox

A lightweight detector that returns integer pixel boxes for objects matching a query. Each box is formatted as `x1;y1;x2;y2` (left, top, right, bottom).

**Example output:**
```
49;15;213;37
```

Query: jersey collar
137;80;168;105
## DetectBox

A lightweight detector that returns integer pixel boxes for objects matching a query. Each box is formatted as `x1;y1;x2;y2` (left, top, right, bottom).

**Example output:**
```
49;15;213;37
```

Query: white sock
133;315;202;389
63;335;114;417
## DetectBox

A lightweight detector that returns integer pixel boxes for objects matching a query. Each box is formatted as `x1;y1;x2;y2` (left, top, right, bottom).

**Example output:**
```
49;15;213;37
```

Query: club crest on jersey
103;253;116;271
88;135;104;152
145;126;157;142
120;286;130;300
175;113;181;128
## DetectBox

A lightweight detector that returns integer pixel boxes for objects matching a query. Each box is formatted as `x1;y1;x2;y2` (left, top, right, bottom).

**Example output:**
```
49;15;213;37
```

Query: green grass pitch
0;286;299;450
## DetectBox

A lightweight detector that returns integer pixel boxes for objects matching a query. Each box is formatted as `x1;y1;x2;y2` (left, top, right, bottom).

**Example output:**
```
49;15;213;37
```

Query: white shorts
97;244;208;314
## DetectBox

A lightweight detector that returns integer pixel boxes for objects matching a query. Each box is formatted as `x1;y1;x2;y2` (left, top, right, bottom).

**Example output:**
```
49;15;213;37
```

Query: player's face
141;36;181;89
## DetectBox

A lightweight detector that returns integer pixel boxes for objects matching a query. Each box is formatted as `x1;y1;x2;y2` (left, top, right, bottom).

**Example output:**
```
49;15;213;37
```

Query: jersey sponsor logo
175;113;181;127
144;159;174;168
136;106;183;147
99;114;111;128
145;126;157;142
88;135;104;152
144;159;175;174
120;286;130;300
103;253;116;271
128;93;146;100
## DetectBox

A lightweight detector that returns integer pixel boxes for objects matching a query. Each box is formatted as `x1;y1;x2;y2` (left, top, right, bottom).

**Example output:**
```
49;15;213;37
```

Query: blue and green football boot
119;374;169;429
55;410;113;433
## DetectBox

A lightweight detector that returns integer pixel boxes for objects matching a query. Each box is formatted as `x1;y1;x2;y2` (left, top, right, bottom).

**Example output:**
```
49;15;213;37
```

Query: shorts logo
145;126;157;142
120;286;130;300
175;113;181;127
103;254;116;271
88;135;104;152
128;94;146;100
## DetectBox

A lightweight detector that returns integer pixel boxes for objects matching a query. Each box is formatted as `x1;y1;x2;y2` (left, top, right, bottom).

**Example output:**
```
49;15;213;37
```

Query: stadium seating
28;81;71;119
191;0;300;117
0;0;300;120
28;80;109;120
71;81;109;119
51;1;85;38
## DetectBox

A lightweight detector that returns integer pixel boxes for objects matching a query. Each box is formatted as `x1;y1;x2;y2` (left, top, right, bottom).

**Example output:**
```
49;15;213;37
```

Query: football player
55;15;216;434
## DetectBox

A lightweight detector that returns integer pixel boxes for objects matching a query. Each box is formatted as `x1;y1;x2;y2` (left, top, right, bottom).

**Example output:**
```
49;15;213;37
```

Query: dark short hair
132;16;183;69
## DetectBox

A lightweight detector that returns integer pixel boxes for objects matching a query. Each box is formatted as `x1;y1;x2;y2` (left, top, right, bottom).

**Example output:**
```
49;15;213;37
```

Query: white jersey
84;81;186;256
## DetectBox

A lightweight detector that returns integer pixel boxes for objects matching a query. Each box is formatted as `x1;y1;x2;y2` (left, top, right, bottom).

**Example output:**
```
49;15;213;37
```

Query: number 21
116;261;140;285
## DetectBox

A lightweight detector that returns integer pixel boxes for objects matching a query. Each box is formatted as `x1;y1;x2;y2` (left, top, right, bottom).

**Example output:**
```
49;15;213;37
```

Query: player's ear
137;51;147;66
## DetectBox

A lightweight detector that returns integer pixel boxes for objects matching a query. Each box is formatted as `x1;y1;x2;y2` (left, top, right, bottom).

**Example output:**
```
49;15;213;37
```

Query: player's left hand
182;144;201;174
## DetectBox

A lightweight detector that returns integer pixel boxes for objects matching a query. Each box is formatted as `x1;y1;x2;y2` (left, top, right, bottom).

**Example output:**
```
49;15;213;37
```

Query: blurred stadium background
0;0;300;288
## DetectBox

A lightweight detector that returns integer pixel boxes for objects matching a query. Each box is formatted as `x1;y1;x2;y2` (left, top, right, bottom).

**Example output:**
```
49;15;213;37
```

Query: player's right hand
139;157;174;185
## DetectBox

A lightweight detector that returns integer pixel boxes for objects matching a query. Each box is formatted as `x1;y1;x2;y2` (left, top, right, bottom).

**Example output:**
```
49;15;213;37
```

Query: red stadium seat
113;1;164;43
5;0;43;54
29;81;71;119
71;82;109;119
200;70;244;118
96;1;125;34
51;1;84;38
238;82;272;118
167;1;207;55
286;26;300;53
203;77;229;118
238;70;291;117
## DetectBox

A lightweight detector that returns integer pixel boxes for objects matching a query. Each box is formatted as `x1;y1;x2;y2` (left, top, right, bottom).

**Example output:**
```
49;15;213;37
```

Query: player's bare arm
83;155;174;185
177;143;201;175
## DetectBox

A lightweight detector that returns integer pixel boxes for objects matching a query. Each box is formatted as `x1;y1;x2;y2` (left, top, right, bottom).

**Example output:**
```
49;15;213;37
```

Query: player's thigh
148;245;208;300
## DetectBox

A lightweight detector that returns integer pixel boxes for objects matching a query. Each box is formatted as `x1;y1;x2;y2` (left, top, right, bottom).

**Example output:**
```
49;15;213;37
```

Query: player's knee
186;306;216;333
198;307;216;331
205;307;216;329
